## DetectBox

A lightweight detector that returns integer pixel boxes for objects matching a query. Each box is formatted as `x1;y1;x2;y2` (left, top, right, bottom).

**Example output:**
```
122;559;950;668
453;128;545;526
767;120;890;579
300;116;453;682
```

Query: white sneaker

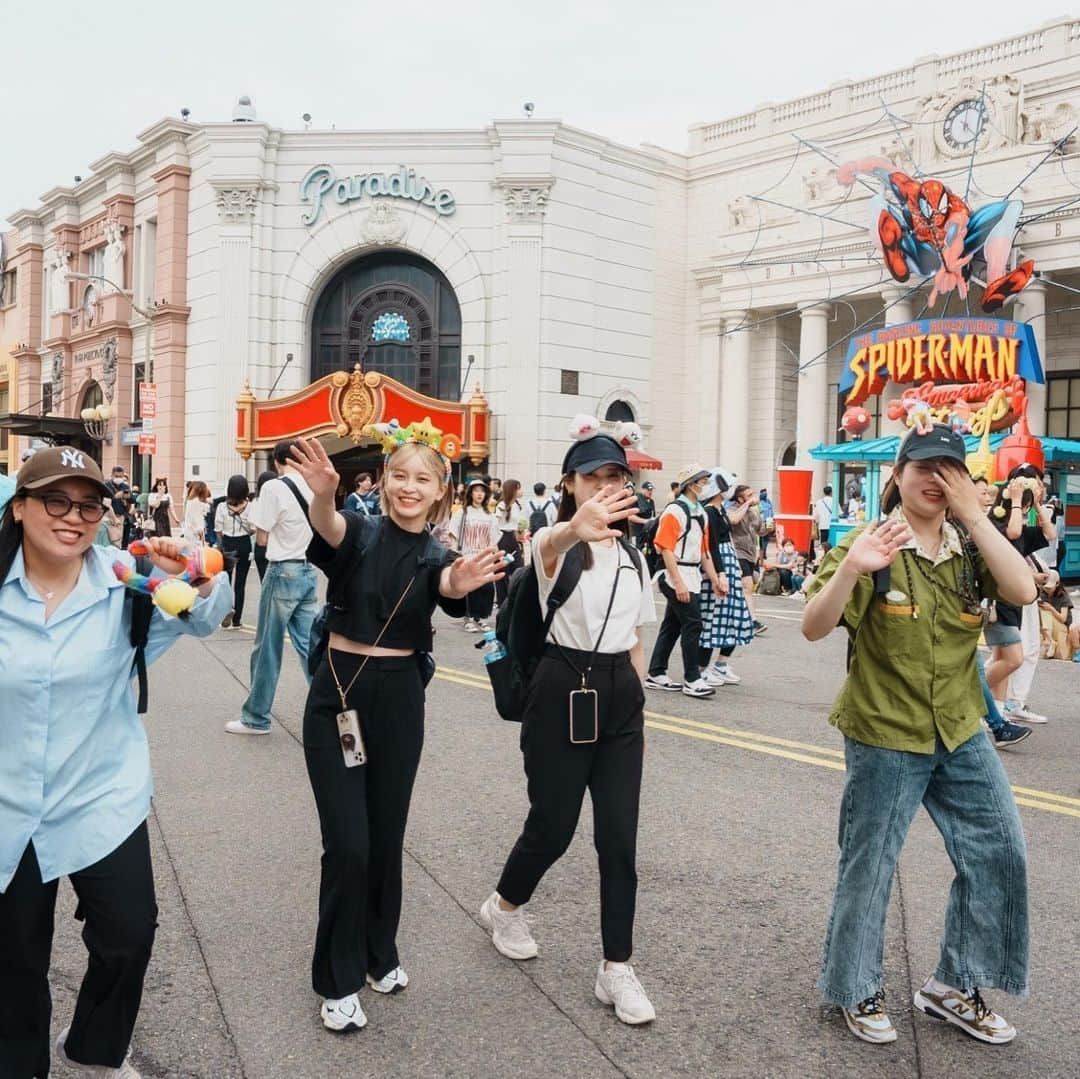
56;1027;141;1077
1005;704;1048;725
474;619;492;632
224;719;270;736
463;618;480;633
681;678;715;698
644;673;682;692
711;662;741;685
320;992;367;1032
913;978;1016;1044
479;892;538;960
366;966;409;994
594;961;656;1025
701;666;729;688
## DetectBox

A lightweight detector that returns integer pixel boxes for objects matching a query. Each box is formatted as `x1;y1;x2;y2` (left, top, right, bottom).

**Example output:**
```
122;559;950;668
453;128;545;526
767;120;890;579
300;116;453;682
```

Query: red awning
626;449;662;471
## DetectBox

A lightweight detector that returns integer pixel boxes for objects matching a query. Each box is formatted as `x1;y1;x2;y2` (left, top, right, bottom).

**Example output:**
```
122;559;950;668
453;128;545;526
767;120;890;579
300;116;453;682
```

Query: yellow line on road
431;669;1079;820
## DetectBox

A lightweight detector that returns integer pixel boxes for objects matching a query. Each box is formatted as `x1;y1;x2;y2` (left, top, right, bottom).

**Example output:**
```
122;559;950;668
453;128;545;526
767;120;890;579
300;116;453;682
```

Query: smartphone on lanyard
569;688;599;744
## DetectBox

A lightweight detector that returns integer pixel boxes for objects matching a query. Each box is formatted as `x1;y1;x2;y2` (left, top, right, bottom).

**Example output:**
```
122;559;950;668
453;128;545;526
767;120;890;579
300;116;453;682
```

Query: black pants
221;534;252;626
495;532;522;607
497;648;644;962
303;652;425;998
698;644;735;668
648;578;703;683
465;581;495;621
0;823;157;1078
254;542;268;582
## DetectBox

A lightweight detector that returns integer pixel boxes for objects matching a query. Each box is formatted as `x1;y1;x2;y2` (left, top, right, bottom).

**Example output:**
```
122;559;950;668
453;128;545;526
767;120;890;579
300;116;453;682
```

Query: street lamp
66;271;155;320
80;402;114;441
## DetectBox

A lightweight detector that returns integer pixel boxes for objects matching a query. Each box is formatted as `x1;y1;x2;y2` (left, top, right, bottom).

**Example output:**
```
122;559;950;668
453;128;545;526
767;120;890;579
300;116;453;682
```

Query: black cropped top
308;512;466;651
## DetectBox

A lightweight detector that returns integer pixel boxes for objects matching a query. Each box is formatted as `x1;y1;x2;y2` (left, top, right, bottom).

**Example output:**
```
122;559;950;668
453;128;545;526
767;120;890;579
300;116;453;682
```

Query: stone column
1019;277;1047;435
795;302;831;489
698;321;722;466
719;312;750;481
493;179;552;481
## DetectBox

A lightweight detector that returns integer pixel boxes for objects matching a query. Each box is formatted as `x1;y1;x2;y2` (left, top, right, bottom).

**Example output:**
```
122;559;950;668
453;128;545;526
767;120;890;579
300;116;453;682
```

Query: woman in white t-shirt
183;481;211;542
448;479;500;631
480;425;658;1027
494;478;525;607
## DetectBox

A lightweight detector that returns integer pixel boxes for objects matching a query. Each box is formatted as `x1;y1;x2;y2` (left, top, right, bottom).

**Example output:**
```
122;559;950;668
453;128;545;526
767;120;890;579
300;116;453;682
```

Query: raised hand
289;437;340;500
933;462;983;527
448;546;507;594
844;519;912;576
142;536;189;576
569;484;638;544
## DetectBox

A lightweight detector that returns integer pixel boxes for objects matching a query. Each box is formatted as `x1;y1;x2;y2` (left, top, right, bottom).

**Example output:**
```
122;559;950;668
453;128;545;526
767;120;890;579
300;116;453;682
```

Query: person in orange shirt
644;465;723;698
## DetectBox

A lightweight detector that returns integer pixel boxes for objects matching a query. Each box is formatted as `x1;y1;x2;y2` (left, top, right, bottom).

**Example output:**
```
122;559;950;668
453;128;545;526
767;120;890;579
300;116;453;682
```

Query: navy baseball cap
896;424;966;466
561;434;629;477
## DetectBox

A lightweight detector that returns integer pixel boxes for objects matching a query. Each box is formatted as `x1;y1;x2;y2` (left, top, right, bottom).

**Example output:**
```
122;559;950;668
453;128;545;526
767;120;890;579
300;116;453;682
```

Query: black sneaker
752;620;768;636
992;720;1033;749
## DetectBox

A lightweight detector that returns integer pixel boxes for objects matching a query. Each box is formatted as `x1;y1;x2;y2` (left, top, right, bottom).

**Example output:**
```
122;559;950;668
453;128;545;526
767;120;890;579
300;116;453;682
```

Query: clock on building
942;99;988;152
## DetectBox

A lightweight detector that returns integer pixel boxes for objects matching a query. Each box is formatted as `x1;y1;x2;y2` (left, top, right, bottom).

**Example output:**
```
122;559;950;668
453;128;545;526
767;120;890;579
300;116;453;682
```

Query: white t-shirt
814;497;834;534
494;499;523;533
183;498;209;540
535;537;656;653
526;497;558;528
448;506;500;554
248;472;314;562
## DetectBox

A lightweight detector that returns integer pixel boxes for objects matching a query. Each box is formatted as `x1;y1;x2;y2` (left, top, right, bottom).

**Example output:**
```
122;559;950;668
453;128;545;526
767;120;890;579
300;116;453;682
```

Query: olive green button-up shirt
807;513;998;755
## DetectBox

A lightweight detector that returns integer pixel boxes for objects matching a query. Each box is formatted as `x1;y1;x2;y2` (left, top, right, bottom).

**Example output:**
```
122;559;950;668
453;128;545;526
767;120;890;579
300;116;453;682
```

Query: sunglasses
28;492;107;523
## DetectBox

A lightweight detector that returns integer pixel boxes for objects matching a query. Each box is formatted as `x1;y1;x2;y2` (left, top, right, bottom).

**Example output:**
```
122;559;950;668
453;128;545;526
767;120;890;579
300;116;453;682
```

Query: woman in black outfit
215;474;256;628
480;427;658;1027
288;432;503;1034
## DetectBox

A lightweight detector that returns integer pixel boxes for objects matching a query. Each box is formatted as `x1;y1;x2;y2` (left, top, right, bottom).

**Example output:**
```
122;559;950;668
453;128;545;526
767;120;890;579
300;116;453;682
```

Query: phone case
569;689;599;745
336;709;367;767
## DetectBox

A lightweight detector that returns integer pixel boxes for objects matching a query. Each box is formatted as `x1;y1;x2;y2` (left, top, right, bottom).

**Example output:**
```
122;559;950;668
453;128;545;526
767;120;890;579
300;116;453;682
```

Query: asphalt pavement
46;578;1080;1078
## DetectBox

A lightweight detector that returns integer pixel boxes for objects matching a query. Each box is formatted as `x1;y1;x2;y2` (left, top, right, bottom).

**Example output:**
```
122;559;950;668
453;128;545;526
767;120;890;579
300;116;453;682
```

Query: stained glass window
371;311;411;343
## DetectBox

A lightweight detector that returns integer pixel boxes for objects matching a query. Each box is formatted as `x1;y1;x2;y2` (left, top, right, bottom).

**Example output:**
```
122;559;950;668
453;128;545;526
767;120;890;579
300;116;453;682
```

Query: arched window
80;381;103;412
604;400;635;423
310;251;461;399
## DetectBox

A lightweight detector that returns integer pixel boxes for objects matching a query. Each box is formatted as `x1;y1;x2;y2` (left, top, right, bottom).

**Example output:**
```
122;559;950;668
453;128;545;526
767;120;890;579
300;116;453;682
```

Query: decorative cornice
214;185;259;219
493;176;555;219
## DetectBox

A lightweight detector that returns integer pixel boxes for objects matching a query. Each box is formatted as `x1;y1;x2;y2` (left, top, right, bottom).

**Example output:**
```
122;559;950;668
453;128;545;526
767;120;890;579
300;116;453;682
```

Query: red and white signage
138;433;157;456
139;382;158;419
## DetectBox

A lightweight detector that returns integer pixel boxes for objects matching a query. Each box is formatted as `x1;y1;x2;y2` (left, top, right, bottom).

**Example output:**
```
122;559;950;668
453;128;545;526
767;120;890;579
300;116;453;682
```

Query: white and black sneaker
681;678;716;698
321;992;367;1033
913;978;1016;1044
644;673;682;692
367;966;409;994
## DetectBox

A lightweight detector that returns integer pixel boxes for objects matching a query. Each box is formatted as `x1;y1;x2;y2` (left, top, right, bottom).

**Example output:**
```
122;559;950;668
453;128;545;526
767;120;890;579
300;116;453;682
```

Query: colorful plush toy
903;397;935;436
947;399;972;435
113;540;225;618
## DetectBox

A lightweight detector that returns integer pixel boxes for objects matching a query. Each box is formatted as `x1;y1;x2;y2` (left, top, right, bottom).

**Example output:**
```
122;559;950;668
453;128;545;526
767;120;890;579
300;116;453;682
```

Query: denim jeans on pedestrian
819;733;1029;1008
976;650;1004;732
241;562;319;730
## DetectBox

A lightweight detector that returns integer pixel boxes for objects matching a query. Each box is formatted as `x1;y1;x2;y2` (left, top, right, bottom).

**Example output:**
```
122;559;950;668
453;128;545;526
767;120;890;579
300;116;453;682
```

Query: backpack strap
540;546;585;640
129;554;155;715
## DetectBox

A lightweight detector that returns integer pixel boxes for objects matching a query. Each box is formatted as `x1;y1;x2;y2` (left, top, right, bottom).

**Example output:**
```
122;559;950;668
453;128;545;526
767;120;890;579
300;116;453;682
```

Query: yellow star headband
364;417;453;480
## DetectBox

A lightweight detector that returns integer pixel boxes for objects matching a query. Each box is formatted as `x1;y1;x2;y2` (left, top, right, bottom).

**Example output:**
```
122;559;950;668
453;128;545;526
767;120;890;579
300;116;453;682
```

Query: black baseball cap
561;434;629;477
896;423;966;466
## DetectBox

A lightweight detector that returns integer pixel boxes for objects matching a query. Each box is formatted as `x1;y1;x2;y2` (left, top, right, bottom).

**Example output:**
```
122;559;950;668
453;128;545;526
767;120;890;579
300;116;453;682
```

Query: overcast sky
2;2;1074;223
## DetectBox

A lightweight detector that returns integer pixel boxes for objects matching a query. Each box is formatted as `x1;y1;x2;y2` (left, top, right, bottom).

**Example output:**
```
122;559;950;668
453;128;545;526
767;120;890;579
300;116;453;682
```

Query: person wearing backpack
480;421;658;1027
644;464;723;698
803;425;1034;1047
525;481;557;536
286;430;503;1035
448;478;500;632
0;447;231;1078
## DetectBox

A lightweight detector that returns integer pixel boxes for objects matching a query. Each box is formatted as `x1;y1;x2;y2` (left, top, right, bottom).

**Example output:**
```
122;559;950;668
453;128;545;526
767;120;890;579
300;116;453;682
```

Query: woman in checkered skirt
697;470;753;686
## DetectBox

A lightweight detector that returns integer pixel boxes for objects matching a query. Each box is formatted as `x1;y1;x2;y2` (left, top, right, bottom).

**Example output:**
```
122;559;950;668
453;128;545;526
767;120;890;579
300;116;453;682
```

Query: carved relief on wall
1021;101;1078;145
333;367;379;442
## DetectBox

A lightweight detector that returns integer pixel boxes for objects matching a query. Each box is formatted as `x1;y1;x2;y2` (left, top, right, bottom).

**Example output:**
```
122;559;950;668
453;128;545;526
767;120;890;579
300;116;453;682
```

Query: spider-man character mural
838;157;1035;314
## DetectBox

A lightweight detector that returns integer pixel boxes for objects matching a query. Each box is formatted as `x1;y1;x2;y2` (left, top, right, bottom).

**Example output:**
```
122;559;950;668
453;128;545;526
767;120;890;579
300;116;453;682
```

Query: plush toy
569;414;601;441
113;540;225;618
612;421;643;448
947;399;972;434
903;397;934;435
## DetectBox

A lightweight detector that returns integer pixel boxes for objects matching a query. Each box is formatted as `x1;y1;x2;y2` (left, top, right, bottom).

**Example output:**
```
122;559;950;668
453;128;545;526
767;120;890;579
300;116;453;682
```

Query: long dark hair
555;470;629;570
0;500;24;590
226;474;250;504
500;479;521;521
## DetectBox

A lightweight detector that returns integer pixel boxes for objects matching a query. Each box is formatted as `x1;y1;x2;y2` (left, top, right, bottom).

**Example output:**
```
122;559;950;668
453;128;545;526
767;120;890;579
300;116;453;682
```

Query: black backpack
481;538;643;721
638;501;695;578
527;498;553;535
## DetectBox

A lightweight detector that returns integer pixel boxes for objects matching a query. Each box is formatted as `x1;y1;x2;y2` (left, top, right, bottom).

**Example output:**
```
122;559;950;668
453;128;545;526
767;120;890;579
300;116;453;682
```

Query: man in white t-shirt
228;439;319;735
814;485;835;555
525;482;558;531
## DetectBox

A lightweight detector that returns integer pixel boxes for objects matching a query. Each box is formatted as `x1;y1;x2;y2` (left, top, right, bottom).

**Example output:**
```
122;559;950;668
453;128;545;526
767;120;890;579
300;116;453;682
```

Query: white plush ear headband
568;413;644;449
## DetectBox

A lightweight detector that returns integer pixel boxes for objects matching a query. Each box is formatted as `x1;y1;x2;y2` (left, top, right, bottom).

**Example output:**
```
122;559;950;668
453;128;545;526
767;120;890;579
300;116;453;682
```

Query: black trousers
0;823;157;1078
495;532;522;607
303;652;425;998
497;648;645;962
221;534;252;625
698;643;735;668
648;578;703;683
254;542;268;582
465;581;495;621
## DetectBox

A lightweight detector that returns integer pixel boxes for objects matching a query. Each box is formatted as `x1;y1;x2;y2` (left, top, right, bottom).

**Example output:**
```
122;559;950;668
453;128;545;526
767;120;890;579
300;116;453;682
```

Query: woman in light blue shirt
0;447;231;1078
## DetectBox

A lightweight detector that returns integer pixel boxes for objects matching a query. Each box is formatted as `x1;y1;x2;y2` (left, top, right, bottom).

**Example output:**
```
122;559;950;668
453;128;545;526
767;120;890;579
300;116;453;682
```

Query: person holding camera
287;431;502;1035
480;425;658;1026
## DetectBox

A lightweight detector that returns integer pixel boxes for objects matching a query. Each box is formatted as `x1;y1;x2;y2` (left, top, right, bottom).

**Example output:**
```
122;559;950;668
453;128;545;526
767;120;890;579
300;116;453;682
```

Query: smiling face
895;458;952;522
14;478;102;567
974;477;998;511
381;444;448;530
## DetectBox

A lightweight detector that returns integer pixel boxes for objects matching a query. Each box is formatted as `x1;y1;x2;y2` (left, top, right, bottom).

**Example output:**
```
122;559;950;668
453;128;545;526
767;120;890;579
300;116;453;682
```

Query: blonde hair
380;442;453;524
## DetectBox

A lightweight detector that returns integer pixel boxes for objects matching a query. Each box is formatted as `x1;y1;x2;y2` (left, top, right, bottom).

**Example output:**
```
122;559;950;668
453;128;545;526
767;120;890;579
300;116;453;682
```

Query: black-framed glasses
28;492;107;523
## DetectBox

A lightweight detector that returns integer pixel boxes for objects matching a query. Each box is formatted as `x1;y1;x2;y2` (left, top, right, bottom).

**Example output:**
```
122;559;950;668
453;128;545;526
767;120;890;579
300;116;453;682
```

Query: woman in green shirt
803;424;1036;1048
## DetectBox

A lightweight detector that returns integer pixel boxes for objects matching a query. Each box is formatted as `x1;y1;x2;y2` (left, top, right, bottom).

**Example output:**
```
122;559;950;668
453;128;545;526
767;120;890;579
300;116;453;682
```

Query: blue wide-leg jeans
818;732;1029;1008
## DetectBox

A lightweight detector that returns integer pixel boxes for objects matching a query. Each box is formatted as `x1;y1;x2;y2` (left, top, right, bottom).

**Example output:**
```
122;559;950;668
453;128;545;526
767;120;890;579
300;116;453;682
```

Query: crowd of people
0;417;1070;1074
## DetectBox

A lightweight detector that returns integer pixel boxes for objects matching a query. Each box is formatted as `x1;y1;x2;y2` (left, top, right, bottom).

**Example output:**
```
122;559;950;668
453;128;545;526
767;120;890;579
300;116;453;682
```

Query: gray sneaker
479;891;538;960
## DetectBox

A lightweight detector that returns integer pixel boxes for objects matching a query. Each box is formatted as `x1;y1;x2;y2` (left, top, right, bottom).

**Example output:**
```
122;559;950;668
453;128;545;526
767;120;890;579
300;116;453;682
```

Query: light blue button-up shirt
0;544;233;891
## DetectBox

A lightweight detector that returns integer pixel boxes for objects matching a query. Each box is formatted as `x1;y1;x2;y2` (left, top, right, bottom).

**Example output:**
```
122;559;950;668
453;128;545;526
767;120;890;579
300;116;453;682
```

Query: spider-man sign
838;158;1035;313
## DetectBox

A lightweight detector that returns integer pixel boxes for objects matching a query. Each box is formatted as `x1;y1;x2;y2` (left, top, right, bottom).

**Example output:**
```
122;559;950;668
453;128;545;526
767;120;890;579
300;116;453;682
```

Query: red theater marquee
235;366;490;463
